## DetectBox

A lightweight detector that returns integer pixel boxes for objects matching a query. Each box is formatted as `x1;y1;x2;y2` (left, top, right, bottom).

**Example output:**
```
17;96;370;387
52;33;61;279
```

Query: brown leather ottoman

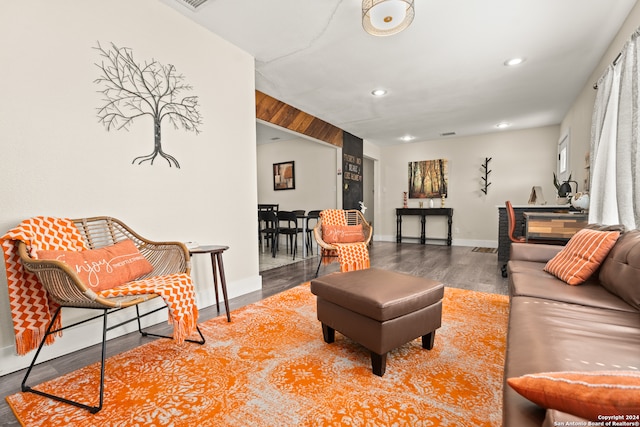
310;268;444;376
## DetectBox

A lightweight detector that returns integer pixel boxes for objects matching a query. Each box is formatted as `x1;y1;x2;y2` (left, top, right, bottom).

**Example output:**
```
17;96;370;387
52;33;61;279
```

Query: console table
524;212;588;242
497;204;577;263
396;208;453;246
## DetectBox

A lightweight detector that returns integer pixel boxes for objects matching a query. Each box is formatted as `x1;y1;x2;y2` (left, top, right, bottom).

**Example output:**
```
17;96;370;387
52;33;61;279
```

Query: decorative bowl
571;192;590;210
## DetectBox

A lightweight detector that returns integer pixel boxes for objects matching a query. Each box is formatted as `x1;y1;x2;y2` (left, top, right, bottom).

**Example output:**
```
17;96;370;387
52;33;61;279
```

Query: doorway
363;157;375;234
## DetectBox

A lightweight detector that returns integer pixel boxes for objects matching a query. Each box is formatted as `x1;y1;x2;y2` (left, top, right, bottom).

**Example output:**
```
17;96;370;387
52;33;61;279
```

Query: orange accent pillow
507;371;640;421
323;224;365;244
37;239;154;292
543;228;620;285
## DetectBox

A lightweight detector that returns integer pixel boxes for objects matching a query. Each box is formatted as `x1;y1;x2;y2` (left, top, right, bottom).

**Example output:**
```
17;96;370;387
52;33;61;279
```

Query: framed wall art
408;159;448;198
273;161;295;190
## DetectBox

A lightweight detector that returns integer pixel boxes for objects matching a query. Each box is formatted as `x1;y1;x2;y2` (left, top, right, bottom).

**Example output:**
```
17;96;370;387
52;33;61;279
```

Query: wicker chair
313;210;372;276
17;216;205;413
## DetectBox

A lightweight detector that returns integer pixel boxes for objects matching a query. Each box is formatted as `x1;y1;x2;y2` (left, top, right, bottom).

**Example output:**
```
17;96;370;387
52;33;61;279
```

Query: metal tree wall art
94;41;202;168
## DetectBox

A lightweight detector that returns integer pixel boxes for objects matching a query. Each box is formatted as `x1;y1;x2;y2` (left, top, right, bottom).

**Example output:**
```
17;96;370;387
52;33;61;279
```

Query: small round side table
188;245;231;322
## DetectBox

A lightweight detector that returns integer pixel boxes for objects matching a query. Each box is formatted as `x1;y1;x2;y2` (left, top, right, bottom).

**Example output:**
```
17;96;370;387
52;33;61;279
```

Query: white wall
0;0;260;374
561;2;640;190
362;158;375;225
364;140;382;230
377;126;561;246
257;138;338;211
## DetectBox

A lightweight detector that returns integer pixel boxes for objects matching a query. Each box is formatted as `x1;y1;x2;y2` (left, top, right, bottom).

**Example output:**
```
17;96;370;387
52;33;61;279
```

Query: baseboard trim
374;235;497;248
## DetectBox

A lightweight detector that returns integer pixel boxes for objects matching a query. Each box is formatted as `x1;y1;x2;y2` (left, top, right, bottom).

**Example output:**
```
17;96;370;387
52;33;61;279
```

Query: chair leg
292;234;297;260
315;255;323;277
271;234;277;257
22;308;107;414
315;251;339;277
135;305;206;345
22;304;206;414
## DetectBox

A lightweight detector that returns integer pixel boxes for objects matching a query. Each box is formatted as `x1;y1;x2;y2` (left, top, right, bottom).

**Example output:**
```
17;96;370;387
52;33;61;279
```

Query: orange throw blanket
1;216;199;355
1;217;86;355
98;273;199;345
320;210;370;272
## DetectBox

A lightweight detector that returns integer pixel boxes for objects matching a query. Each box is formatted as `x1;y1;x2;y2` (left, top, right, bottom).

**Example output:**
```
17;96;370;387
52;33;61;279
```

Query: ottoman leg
422;331;436;350
371;352;387;377
322;323;335;343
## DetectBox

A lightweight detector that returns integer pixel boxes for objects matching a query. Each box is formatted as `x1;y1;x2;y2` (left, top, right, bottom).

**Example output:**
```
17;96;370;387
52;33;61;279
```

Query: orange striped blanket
1;216;198;355
320;210;370;272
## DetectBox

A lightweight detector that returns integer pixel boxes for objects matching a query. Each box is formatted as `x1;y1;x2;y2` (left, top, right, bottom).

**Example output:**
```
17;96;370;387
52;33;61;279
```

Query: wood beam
255;90;343;148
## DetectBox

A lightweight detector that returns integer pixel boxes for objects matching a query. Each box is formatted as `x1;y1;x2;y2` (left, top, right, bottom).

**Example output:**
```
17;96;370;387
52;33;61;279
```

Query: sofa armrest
510;243;564;263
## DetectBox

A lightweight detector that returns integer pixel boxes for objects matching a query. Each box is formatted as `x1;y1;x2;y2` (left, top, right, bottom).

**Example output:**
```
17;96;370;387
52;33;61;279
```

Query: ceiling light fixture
362;0;415;37
371;89;387;96
504;57;525;67
496;122;511;129
400;135;415;142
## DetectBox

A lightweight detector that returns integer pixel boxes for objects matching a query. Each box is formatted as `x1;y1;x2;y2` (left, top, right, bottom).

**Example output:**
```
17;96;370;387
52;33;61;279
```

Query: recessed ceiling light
400;135;415;142
504;57;525;67
496;122;511;129
371;89;387;97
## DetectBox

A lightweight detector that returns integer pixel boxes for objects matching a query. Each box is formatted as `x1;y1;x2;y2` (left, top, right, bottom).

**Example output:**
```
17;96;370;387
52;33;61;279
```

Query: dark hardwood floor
0;242;506;425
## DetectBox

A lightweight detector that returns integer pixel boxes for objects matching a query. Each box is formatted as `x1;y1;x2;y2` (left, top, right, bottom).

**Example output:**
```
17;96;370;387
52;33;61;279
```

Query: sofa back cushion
599;229;640;310
584;223;626;233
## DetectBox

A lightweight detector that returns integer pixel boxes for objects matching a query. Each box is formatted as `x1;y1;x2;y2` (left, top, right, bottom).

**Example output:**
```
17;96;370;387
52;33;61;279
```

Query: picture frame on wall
408;159;448;198
273;161;295;190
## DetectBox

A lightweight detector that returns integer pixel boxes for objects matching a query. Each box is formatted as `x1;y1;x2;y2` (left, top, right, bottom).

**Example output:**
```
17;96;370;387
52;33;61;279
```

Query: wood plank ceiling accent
256;90;344;148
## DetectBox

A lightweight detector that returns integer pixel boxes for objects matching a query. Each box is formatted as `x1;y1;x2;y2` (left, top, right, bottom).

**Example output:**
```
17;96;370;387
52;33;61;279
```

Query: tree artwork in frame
273;161;295;190
408;159;448;198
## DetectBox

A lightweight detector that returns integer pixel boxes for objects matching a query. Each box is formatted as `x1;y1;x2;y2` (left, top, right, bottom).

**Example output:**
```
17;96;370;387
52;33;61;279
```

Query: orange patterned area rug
7;284;509;427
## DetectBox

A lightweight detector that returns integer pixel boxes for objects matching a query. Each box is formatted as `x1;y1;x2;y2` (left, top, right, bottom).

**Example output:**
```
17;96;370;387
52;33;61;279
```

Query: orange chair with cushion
313;209;372;276
1;216;205;413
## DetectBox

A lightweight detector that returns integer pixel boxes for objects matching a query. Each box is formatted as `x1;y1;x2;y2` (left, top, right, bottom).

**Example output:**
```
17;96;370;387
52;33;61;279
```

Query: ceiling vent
440;131;456;137
175;0;209;11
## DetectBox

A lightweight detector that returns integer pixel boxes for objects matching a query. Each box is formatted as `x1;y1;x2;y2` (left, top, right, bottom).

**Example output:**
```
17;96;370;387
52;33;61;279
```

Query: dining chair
292;210;307;253
305;210;322;255
259;210;279;257
277;211;300;260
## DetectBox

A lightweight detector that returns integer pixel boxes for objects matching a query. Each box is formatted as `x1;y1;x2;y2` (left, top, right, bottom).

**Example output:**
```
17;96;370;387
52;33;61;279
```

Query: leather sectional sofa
503;229;640;426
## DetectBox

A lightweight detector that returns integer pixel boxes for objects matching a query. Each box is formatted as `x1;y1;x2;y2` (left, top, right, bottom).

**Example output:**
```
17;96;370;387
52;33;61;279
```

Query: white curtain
589;28;640;230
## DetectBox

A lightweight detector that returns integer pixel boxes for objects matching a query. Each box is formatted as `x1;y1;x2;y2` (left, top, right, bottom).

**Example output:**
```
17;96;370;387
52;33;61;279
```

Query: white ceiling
160;0;637;146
